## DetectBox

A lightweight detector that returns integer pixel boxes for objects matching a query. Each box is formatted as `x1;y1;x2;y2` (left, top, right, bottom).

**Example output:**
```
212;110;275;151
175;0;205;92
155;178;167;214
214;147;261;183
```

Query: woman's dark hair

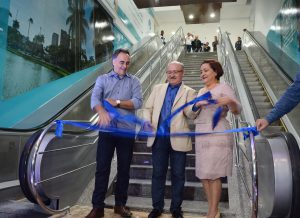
200;59;224;80
112;48;130;59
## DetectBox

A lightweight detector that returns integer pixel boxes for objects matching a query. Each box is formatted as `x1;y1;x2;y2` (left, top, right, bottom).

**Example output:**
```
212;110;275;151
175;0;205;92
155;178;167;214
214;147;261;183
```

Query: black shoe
148;208;162;218
85;207;104;218
114;205;132;217
172;209;184;218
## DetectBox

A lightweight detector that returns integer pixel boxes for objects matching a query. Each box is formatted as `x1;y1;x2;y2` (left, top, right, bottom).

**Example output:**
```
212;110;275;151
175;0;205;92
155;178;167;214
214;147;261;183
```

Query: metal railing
218;28;258;218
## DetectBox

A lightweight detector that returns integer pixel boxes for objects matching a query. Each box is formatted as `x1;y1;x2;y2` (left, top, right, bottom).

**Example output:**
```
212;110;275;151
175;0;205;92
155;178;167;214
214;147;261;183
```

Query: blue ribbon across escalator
54;91;258;139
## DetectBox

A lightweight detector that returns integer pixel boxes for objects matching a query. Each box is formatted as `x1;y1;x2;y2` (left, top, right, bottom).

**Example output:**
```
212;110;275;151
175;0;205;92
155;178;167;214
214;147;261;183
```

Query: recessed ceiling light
171;31;175;35
189;14;194;19
210;13;215;18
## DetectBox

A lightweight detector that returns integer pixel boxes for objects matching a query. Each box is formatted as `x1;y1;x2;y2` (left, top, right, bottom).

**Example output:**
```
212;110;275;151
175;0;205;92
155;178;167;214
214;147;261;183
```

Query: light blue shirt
266;73;300;124
91;71;143;129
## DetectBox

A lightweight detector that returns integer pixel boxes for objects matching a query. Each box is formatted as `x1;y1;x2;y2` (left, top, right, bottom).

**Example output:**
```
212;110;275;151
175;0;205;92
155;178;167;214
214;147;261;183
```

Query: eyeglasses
166;70;183;75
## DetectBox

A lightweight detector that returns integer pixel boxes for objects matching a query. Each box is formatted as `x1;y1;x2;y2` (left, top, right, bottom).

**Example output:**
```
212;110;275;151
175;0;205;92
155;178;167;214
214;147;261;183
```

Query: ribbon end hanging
55;120;64;138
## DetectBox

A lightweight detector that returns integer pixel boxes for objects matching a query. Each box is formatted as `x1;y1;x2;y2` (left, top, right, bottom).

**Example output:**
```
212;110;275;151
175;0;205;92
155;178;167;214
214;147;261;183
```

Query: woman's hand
217;96;240;115
216;96;232;106
195;100;209;108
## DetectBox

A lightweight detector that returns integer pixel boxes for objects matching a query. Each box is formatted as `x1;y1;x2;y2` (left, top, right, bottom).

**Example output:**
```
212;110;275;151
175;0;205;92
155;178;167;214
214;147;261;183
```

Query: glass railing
219;27;258;218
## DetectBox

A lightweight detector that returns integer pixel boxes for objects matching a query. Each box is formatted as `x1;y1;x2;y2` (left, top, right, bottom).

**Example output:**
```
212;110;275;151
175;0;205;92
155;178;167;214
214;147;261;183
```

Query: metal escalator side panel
255;138;274;218
31;130;98;211
281;132;300;218
27;131;56;206
18;129;46;204
257;132;300;218
267;136;292;217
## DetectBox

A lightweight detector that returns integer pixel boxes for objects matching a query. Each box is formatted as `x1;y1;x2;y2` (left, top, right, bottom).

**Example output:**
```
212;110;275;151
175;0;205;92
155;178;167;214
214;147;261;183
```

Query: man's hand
105;98;118;107
97;108;111;127
256;118;269;131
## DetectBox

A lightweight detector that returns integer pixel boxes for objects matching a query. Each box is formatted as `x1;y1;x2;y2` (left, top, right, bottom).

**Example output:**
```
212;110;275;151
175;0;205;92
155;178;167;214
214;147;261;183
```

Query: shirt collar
168;82;182;89
109;71;131;79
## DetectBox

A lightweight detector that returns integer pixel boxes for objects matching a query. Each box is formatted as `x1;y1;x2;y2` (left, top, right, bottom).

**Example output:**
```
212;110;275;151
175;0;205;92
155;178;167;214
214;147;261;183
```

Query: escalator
242;31;300;142
0;28;185;216
5;25;300;218
219;29;300;218
0;34;161;211
235;50;283;135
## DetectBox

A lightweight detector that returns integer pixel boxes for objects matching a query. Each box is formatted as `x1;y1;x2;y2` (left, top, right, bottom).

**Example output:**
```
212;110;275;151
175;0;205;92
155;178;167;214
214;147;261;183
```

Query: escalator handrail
232;117;258;218
130;35;161;60
218;28;255;125
243;30;293;83
219;27;258;218
135;27;184;79
223;31;261;120
29;122;70;214
276;132;300;218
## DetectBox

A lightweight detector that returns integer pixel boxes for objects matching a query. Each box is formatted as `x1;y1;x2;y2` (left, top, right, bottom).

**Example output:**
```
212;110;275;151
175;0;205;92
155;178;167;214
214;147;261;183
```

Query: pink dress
194;83;240;180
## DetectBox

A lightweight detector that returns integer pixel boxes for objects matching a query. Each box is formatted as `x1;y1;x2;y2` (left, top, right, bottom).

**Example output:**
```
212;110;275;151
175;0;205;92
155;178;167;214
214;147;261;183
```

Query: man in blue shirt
256;72;300;131
143;61;197;218
86;48;143;218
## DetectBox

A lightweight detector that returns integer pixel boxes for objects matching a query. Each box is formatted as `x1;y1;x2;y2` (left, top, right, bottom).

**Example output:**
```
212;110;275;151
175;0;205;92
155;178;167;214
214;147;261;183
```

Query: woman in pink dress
192;60;241;218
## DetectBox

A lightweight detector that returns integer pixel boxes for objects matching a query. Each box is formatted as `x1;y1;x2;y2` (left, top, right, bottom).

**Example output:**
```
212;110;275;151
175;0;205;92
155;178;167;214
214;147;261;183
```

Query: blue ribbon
54;91;259;140
212;106;223;129
54;119;258;139
102;100;144;126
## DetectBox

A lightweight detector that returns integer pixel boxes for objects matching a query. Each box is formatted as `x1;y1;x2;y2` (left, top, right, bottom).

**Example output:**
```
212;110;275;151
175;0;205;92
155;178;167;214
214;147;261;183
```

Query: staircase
106;52;235;217
235;50;284;135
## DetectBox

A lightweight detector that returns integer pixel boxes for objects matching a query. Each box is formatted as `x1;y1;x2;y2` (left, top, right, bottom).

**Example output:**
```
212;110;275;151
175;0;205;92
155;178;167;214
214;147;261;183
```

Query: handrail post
249;131;258;218
30;122;71;215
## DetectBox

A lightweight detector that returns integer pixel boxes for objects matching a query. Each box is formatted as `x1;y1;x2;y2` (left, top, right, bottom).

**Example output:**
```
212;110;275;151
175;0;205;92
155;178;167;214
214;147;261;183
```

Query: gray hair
168;61;184;69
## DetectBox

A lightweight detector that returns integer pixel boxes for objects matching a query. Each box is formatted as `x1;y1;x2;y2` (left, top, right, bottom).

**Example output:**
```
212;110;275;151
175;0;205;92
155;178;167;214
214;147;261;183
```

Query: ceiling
133;0;236;8
132;0;237;24
180;3;221;24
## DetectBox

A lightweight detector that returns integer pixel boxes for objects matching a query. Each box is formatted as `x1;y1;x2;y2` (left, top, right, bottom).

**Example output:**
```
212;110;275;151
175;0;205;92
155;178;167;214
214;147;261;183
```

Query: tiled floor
50;205;206;218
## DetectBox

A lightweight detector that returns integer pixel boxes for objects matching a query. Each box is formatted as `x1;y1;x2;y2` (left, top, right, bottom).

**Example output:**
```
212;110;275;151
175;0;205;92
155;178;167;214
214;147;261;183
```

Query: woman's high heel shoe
214;209;220;218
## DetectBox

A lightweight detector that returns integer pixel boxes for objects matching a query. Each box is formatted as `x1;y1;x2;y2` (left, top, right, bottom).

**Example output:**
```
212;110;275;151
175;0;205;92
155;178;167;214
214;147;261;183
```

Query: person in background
235;36;242;50
193;60;241;218
193;36;202;52
160;30;166;45
212;36;218;52
203;42;211;52
256;72;300;131
143;61;197;218
86;48;143;218
185;32;194;53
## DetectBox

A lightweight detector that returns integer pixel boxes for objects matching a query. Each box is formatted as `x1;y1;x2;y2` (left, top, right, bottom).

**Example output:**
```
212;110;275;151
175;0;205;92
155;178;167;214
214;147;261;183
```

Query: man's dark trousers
151;136;186;213
92;132;134;208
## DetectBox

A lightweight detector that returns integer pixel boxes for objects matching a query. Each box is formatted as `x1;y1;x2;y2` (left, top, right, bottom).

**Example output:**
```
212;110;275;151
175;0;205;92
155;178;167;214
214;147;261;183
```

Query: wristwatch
116;99;121;107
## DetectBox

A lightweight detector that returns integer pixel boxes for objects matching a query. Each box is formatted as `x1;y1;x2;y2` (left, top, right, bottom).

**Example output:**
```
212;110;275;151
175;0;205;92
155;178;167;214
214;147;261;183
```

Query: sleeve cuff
192;104;200;112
